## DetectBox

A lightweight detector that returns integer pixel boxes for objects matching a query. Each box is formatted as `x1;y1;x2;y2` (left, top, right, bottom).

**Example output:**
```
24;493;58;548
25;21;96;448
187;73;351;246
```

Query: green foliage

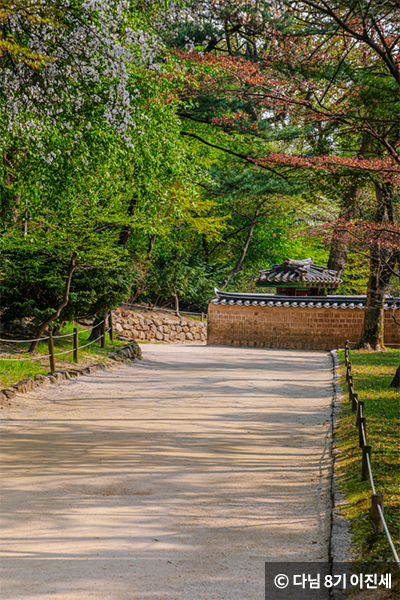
0;41;193;332
145;252;227;307
0;250;135;330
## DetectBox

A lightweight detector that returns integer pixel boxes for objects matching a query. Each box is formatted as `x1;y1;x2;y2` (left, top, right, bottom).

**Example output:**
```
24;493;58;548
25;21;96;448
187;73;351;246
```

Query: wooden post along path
109;312;114;342
74;327;79;363
48;331;56;372
101;318;106;348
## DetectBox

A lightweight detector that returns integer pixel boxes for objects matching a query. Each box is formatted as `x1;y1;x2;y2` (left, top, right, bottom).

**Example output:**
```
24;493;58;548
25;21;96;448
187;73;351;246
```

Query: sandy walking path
1;345;333;600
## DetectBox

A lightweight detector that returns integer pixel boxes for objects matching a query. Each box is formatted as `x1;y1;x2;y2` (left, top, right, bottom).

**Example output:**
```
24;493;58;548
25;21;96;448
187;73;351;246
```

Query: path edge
0;342;142;401
330;349;355;567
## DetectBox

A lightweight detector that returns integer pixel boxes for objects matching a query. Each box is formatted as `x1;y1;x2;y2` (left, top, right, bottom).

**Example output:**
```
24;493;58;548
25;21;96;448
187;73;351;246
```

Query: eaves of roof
209;290;400;311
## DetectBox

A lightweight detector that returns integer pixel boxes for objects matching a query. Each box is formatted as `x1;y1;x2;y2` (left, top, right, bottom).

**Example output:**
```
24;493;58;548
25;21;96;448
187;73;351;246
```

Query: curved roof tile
255;257;342;286
209;289;400;311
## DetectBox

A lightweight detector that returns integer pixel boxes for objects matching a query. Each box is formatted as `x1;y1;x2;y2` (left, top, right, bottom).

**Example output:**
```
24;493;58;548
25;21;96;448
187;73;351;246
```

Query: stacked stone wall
207;304;399;350
113;308;207;343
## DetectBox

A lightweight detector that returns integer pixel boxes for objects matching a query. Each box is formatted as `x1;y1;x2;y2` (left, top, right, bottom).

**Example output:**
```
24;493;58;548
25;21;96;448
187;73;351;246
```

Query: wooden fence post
101;318;106;348
201;312;204;322
358;417;366;448
352;392;358;413
348;383;354;404
346;363;351;382
48;331;56;372
356;400;364;425
109;311;113;342
370;494;384;533
362;445;372;481
347;375;353;390
74;327;79;363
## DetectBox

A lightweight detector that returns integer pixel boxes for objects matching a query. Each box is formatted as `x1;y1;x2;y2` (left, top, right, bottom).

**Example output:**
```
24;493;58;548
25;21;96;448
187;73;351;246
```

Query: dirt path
1;345;333;600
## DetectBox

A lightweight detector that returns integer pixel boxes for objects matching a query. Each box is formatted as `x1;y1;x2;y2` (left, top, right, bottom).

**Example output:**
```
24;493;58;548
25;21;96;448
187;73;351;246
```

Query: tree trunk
173;286;180;318
88;314;107;342
354;183;396;350
29;252;77;352
118;195;138;247
220;212;258;290
327;182;358;276
118;225;131;247
147;234;156;258
354;254;386;350
327;233;349;277
390;365;400;388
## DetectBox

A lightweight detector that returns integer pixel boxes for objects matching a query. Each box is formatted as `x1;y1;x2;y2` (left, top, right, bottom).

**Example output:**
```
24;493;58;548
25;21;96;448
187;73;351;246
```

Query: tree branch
180;131;289;180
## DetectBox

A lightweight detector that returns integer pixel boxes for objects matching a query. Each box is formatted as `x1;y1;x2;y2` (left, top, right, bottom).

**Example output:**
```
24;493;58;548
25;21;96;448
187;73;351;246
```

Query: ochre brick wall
207;304;399;350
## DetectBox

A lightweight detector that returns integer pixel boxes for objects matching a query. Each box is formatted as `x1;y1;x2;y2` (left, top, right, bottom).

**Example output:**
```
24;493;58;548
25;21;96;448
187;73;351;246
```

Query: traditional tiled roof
255;257;342;287
209;290;400;311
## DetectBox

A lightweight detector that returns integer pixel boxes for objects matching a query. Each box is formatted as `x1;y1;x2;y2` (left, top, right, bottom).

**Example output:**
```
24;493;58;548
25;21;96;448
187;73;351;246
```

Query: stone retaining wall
113;308;207;343
207;303;399;350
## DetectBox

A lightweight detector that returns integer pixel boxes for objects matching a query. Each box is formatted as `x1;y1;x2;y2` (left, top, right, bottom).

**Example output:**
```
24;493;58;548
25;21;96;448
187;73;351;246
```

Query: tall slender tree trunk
220;212;258;290
118;195;138;247
173;286;180;317
29;252;77;352
355;251;387;350
355;183;396;350
327;182;358;276
147;234;156;258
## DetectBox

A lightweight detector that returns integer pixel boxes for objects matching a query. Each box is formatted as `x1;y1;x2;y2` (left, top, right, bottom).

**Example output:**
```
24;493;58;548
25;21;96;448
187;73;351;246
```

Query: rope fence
0;336;50;343
0;318;106;345
344;341;400;570
0;316;113;371
0;353;53;362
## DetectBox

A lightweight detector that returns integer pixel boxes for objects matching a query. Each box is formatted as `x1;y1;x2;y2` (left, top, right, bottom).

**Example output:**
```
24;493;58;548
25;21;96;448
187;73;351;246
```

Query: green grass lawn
336;348;400;575
0;322;126;390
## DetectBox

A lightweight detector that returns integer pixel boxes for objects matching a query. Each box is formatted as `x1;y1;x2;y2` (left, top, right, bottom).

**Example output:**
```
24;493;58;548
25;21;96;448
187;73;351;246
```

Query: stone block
13;378;35;393
3;389;16;399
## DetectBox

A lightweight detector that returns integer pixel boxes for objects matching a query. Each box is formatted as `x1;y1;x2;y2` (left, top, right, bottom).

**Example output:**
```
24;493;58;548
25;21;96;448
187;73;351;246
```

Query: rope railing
0;318;112;368
0;336;50;343
79;328;110;351
0;353;53;362
0;318;106;345
344;341;400;570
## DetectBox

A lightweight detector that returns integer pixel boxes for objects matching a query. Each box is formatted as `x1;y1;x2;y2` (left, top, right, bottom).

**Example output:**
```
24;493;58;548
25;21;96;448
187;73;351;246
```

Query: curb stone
330;349;355;600
1;342;142;401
